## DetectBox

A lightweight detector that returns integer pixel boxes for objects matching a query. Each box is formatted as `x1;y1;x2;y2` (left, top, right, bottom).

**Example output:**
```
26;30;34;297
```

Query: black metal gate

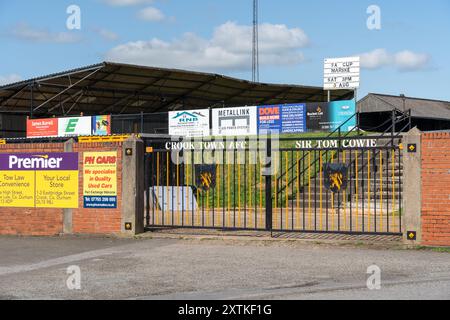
143;133;403;236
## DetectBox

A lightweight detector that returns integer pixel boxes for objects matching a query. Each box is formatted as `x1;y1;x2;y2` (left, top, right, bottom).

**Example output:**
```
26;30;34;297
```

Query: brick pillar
63;138;75;234
402;127;422;244
121;136;145;235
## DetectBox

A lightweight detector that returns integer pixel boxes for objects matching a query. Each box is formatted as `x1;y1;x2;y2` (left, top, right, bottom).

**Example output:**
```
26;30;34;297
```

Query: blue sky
0;0;449;101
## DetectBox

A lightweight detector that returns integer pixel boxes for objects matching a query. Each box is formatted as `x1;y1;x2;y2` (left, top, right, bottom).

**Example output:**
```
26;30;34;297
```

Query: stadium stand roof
358;93;450;121
0;61;353;116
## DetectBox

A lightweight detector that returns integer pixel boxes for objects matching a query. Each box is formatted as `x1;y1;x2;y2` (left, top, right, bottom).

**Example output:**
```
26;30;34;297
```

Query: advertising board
211;106;257;136
168;109;210;137
0;153;79;208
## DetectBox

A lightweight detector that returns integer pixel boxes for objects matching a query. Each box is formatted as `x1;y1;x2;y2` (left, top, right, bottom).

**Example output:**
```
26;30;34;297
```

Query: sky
0;0;449;101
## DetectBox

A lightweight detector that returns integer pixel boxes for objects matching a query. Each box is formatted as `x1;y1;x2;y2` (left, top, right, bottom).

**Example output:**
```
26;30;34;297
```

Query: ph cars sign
83;152;118;209
168;109;210;137
0;153;79;208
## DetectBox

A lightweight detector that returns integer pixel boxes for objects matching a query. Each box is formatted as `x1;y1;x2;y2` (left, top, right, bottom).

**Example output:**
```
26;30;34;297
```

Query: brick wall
0;141;123;236
421;132;450;246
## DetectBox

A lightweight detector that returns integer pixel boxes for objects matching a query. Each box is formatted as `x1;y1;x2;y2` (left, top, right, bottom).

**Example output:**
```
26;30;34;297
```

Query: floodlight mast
252;0;259;83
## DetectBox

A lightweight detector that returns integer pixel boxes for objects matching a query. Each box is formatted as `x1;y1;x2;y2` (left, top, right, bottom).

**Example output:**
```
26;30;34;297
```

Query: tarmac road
0;235;449;300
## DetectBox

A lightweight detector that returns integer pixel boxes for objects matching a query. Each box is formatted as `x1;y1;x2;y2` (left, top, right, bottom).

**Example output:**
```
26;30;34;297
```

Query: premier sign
0;153;79;208
0;153;78;170
324;57;360;90
8;155;63;170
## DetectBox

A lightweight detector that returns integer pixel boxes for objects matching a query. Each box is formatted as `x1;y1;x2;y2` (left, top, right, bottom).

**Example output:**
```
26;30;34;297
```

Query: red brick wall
421;132;450;246
0;142;122;236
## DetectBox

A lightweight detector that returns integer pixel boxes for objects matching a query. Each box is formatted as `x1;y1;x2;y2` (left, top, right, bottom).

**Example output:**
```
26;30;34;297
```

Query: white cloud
359;48;391;69
105;21;309;72
102;0;154;6
95;28;119;41
360;48;431;72
137;7;165;22
0;74;22;86
11;23;81;43
394;50;430;71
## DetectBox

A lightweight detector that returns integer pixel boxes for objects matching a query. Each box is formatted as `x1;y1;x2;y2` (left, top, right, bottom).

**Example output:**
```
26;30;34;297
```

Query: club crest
323;163;348;193
195;164;216;192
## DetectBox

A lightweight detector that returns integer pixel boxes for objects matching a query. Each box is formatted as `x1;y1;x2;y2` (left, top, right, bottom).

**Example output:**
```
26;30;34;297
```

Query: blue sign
257;104;306;134
83;196;117;209
305;100;357;132
329;100;356;132
281;104;306;133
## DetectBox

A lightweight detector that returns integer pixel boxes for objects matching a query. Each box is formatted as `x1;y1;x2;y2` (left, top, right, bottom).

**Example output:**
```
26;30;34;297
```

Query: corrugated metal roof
358;93;450;120
0;61;353;116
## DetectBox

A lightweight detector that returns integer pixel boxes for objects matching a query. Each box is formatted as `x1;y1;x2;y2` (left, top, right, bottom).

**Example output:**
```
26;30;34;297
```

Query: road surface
0;235;449;300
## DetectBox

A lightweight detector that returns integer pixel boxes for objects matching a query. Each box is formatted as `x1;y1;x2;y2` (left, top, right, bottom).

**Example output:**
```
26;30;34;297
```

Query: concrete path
0;235;448;300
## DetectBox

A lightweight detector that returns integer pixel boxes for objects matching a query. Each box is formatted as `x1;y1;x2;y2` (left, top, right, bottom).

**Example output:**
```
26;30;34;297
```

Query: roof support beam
100;71;172;114
222;83;259;105
48;89;84;113
102;93;136;114
258;88;294;105
152;76;217;112
65;91;85;115
0;85;28;106
32;66;103;112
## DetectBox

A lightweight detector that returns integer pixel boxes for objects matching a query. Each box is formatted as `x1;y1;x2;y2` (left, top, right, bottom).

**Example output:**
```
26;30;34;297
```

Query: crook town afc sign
324;163;349;193
195;165;216;192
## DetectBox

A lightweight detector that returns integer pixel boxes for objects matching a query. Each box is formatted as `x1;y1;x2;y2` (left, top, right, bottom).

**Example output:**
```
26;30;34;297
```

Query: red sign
27;118;58;138
259;106;280;121
259;106;280;116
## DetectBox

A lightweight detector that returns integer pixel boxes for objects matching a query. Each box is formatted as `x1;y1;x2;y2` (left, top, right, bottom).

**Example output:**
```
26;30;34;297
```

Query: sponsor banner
92;115;111;136
257;104;306;134
329;100;357;132
0;153;78;171
26;118;58;138
58;116;92;137
257;105;281;132
27;115;112;138
306;103;329;132
0;153;79;208
306;100;356;132
169;109;210;137
83;152;118;209
212;106;257;136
